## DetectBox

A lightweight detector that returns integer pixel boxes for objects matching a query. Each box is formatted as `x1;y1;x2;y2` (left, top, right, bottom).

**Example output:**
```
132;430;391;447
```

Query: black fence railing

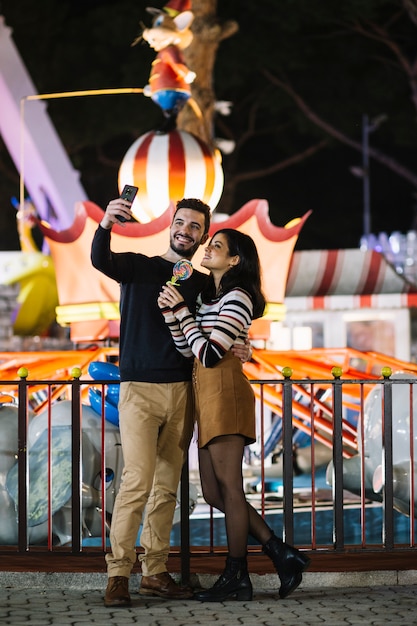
1;368;417;576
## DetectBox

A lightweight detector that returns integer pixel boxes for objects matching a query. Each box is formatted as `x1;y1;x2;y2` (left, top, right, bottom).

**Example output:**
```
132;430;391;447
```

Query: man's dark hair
174;198;211;235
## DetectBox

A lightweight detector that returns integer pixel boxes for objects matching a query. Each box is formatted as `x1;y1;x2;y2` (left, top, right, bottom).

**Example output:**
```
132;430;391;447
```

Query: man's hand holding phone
117;185;139;222
100;185;139;229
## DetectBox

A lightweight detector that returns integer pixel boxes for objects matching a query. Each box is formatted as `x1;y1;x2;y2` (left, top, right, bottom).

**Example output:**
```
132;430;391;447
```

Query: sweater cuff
172;302;189;319
160;307;176;323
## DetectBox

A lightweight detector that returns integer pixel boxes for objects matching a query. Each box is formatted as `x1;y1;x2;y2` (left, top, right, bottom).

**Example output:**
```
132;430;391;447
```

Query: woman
158;229;310;602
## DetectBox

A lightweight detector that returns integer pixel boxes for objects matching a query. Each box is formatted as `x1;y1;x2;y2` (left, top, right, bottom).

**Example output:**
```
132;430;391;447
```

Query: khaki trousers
105;380;193;578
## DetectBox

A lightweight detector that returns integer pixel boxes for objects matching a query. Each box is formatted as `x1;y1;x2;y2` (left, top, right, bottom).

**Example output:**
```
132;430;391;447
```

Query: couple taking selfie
91;195;310;607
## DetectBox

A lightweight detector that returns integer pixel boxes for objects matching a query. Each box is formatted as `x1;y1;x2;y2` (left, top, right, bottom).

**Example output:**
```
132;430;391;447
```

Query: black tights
198;435;273;559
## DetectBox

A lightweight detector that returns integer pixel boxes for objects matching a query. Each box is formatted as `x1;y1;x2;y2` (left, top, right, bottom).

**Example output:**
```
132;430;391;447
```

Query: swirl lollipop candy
166;259;193;286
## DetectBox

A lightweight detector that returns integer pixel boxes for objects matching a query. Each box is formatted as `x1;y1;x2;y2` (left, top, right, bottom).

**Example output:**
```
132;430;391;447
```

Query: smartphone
117;184;138;222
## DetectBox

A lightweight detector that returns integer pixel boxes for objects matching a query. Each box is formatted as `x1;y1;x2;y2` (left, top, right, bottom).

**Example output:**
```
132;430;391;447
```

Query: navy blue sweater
91;225;207;383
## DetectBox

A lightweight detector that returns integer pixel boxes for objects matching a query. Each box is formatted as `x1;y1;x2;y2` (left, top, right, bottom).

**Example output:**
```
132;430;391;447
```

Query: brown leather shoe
104;576;131;607
139;572;193;599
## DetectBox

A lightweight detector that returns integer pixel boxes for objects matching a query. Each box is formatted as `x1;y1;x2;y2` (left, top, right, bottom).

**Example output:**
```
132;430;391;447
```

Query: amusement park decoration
360;230;417;287
118;129;224;222
326;371;417;517
0;398;123;545
36;199;311;341
134;0;196;131
119;0;225;222
0;199;59;336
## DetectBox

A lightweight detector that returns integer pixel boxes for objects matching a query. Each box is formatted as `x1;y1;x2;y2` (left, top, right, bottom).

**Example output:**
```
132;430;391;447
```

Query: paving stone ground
0;573;416;625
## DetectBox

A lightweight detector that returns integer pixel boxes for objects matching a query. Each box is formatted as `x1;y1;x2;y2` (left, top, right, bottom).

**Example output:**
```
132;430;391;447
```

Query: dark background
1;0;416;251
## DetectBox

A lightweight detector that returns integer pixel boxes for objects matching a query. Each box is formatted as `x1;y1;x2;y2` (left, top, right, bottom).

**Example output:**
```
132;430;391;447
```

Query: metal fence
1;368;416;576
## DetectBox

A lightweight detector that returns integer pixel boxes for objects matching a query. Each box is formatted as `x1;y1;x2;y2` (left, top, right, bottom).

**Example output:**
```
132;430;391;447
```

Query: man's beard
169;236;200;259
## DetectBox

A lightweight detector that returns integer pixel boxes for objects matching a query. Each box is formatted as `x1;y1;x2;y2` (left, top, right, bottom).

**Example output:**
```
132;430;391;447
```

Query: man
91;196;249;607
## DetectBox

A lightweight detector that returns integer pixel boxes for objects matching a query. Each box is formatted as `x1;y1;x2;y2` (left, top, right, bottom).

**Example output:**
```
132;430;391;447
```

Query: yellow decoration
71;367;82;379
381;366;392;378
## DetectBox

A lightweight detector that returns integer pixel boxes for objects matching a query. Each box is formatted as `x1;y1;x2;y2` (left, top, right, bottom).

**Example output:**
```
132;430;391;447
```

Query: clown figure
135;0;196;131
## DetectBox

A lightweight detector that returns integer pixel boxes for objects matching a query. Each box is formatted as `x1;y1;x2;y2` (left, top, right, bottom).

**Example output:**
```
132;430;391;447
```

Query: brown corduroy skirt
193;351;256;449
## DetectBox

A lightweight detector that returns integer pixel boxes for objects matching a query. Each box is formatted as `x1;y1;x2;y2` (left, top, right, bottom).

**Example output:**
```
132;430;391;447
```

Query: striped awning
285;248;417;310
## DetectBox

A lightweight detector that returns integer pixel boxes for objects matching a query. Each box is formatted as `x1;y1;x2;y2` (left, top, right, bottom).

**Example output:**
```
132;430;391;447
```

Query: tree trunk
178;0;238;148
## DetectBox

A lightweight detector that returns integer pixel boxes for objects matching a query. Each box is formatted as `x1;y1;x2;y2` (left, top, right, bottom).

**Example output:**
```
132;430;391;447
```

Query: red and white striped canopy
285;248;417;310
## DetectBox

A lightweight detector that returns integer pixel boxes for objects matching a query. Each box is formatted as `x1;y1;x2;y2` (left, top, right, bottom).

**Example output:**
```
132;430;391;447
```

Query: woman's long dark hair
201;228;266;319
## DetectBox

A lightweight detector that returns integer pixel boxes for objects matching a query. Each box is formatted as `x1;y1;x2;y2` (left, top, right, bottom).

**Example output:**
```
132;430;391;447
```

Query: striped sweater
161;287;253;368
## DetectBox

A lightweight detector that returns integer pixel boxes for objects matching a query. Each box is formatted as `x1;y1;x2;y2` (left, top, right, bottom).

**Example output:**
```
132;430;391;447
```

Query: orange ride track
244;347;417;458
1;346;417;456
0;347;119;412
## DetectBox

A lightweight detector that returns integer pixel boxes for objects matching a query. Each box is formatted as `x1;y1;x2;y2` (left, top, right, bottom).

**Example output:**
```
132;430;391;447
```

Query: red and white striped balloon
118;129;224;223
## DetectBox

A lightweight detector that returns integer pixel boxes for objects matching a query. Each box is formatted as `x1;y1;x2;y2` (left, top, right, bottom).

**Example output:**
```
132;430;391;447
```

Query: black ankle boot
263;533;311;599
194;556;253;602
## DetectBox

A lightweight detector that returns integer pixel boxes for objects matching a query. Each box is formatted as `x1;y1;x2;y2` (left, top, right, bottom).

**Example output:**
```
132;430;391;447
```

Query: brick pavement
0;573;416;625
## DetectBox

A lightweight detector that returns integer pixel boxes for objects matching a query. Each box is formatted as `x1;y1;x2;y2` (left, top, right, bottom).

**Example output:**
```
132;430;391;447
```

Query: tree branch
232;139;329;184
351;17;417;121
263;68;417;189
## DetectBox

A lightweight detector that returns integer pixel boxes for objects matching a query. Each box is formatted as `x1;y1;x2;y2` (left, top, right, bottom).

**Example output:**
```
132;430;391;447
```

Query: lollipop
166;259;193;286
